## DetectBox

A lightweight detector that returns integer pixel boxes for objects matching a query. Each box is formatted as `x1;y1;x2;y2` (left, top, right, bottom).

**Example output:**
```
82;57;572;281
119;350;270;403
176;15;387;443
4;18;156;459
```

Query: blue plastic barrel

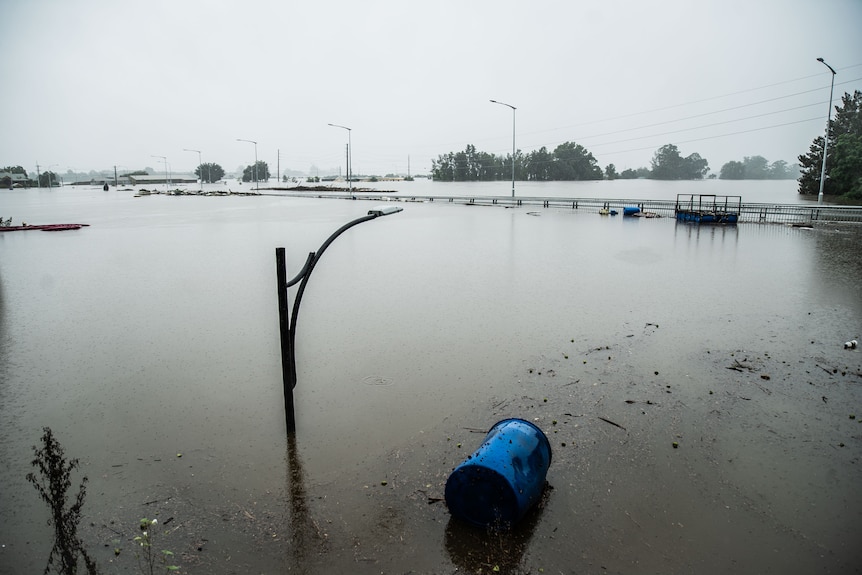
445;418;552;528
623;206;640;216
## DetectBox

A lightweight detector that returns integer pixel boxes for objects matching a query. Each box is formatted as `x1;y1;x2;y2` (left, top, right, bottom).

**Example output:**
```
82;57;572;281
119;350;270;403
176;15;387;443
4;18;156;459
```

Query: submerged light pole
151;155;168;192
327;123;352;197
184;148;204;192
816;57;837;205
276;205;403;434
490;99;516;198
237;138;259;191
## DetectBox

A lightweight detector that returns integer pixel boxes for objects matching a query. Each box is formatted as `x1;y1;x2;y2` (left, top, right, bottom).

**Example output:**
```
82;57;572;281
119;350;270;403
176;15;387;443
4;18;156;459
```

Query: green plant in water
134;518;180;574
26;426;99;575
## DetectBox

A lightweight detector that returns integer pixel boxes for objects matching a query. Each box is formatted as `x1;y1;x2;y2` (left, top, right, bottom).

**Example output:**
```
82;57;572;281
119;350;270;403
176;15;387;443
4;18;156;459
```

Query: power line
600;116;823;158
583;101;828;149
522;66;862;137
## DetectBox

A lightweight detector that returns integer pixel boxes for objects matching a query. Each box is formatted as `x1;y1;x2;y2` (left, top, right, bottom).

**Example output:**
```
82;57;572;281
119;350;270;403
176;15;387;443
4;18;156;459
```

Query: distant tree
38;171;59;187
242;161;270;183
650;144;684;179
720;158;798;180
798;90;862;199
431;141;601;182
2;165;28;176
742;156;769;179
650;144;709;180
431;145;505;181
719;161;745;179
550;141;603;180
195;162;224;183
684;153;709;179
619;167;650;179
768;160;798;179
524;146;554;181
605;164;618;180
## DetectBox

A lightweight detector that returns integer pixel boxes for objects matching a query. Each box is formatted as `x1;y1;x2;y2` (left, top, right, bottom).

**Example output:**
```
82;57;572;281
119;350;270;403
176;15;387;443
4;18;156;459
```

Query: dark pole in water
275;205;403;435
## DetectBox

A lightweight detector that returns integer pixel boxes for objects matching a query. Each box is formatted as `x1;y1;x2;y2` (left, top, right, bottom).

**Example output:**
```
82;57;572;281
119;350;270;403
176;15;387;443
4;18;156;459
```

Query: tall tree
742;156;769;179
650;144;684;179
798;90;862;199
768;160;796;179
195;163;225;183
242;161;270;183
525;147;553;181
650;144;709;180
550;142;603;180
2;165;28;176
38;171;59;187
719;161;745;179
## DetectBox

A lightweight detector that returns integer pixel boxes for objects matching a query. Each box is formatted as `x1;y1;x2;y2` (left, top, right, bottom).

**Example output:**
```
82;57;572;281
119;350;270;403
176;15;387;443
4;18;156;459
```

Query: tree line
430;142;711;181
1;162;254;187
430;140;817;183
718;157;798;180
431;142;603;182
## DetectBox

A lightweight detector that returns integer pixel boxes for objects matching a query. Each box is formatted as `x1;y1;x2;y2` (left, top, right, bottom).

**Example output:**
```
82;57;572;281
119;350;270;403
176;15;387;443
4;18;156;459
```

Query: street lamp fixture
237;138;259;191
151;155;169;192
816;57;837;205
490;99;516;198
327;123;353;197
275;205;404;434
184;148;204;192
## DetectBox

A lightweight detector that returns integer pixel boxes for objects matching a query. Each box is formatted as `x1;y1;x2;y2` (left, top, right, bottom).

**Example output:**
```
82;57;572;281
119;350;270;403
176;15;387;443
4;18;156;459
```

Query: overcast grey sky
2;0;861;178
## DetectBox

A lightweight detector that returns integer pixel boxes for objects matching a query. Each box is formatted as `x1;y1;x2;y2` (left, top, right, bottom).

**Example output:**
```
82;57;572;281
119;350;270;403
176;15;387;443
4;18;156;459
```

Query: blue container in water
445;418;552;528
623;206;640;216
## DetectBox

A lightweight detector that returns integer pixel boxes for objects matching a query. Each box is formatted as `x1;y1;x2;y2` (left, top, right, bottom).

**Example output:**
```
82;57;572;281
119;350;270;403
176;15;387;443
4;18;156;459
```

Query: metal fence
279;190;862;224
397;195;862;224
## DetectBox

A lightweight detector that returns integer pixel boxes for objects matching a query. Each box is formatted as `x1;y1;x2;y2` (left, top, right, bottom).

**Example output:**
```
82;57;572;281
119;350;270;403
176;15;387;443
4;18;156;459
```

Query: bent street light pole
816;58;837;205
184;148;203;192
490;99;516;197
275;205;403;434
327;123;352;197
237;138;259;191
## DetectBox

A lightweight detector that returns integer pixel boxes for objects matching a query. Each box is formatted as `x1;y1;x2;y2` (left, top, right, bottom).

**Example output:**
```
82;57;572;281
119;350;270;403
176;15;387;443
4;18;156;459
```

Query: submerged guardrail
272;190;862;224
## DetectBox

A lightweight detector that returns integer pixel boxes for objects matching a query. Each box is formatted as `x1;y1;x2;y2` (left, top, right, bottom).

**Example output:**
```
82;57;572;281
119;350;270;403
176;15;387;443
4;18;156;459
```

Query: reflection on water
285;433;317;573
444;485;549;574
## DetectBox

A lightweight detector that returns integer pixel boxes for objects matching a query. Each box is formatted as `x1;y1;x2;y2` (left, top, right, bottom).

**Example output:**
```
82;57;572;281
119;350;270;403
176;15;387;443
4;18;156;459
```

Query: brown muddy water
0;183;860;574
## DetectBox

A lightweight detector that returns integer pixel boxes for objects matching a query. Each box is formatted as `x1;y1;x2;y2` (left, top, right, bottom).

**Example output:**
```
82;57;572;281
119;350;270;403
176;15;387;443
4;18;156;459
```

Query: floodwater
0;181;860;574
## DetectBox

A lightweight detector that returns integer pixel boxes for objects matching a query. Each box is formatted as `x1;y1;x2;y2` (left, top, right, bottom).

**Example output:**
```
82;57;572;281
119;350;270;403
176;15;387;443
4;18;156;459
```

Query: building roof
0;172;30;181
128;174;198;184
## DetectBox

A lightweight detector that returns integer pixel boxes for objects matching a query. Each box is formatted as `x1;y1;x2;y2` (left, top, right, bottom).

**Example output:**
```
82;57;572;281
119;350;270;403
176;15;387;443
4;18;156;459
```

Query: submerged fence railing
274;190;862;225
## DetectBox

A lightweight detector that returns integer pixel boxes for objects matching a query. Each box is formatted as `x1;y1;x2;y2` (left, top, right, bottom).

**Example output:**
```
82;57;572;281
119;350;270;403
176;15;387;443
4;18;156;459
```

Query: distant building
127;174;199;185
0;172;31;188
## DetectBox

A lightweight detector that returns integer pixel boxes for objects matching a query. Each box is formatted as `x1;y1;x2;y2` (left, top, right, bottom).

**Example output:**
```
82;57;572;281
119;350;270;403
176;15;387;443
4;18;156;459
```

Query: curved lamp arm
287;213;376;345
283;207;403;390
